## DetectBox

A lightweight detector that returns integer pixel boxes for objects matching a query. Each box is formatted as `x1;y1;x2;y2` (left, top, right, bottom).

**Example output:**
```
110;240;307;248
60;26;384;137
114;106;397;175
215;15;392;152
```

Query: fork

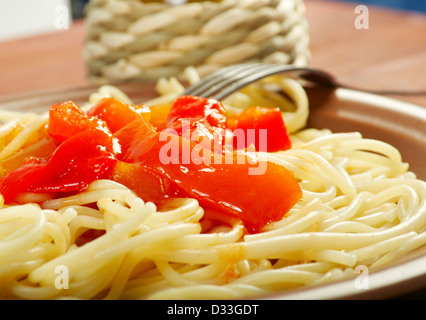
181;63;426;100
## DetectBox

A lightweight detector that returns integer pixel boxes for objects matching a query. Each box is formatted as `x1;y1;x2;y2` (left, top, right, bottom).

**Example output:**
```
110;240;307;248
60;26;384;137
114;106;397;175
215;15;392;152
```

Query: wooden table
306;0;426;108
0;0;425;107
0;0;425;299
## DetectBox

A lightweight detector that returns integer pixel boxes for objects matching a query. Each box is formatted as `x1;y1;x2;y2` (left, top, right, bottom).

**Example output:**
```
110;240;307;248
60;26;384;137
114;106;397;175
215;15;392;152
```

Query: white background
0;0;71;42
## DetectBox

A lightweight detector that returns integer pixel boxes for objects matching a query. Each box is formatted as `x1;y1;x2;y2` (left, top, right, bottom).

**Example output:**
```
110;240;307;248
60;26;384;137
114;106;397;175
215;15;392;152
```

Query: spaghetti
0;73;425;300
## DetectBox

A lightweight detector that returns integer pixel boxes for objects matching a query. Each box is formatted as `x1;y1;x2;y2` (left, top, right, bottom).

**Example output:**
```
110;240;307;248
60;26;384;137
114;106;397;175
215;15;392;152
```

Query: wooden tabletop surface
0;0;425;107
0;0;425;299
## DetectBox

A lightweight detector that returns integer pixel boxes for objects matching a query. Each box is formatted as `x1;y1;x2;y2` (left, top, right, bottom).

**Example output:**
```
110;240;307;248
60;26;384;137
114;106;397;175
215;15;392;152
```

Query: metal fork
182;63;426;100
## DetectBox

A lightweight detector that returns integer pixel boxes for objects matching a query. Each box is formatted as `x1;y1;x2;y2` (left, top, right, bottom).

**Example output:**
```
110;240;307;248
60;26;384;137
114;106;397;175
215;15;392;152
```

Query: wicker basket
83;0;310;84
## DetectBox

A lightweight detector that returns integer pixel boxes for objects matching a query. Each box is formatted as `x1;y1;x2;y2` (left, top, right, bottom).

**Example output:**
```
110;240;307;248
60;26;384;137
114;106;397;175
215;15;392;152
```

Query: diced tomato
167;95;227;129
0;96;302;233
87;98;150;133
166;95;227;152
227;106;292;152
87;98;174;132
48;101;109;142
48;100;120;155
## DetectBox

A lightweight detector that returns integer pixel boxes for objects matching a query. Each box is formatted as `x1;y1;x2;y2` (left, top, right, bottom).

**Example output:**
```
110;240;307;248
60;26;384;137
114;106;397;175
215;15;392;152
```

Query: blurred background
0;0;425;42
338;0;426;13
71;0;426;16
0;0;87;42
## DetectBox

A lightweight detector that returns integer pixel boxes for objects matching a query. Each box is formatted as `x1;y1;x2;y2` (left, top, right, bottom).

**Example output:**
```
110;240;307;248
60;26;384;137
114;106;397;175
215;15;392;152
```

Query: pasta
0;72;425;300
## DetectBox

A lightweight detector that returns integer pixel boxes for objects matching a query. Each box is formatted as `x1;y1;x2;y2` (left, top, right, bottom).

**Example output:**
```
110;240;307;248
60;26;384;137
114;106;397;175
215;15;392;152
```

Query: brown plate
0;84;425;300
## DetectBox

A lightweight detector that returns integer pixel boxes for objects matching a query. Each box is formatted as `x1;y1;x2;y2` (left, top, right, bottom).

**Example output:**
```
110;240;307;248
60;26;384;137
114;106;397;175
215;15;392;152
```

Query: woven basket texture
84;0;310;84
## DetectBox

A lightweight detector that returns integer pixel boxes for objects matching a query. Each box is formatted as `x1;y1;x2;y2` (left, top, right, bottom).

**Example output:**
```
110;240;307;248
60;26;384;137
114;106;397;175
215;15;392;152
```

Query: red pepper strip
114;117;302;233
0;129;117;203
227;106;292;152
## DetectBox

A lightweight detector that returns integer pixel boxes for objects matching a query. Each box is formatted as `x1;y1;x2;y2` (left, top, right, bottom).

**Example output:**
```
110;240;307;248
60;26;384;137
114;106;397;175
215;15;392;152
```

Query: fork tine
181;62;426;101
181;62;339;100
182;64;255;97
182;63;268;98
211;63;301;101
193;64;271;98
181;63;305;100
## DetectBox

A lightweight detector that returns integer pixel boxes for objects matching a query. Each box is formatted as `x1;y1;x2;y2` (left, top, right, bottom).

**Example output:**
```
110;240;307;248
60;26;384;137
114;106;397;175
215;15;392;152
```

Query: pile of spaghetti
0;74;425;300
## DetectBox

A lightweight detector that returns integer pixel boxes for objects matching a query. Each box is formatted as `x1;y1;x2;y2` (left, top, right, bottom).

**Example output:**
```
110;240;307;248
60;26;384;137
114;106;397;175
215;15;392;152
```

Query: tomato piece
113;117;158;162
147;103;172;131
108;161;177;204
48;100;121;155
76;229;106;247
115;117;302;232
228;106;292;152
0;129;117;203
167;95;227;129
87;98;151;133
48;101;109;142
42;130;117;191
166;96;227;152
1;97;301;233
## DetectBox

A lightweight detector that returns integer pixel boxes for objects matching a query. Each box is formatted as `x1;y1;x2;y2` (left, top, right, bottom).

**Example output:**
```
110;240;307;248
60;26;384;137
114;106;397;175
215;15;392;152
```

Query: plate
1;84;426;300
